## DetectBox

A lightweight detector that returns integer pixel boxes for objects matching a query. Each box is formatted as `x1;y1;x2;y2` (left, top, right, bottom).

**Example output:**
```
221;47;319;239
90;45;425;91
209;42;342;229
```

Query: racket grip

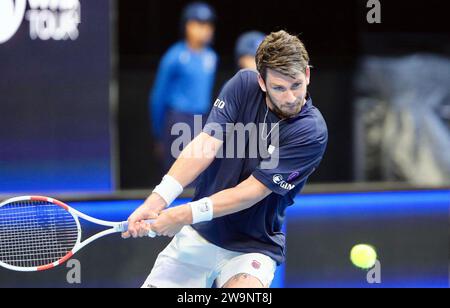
120;219;156;238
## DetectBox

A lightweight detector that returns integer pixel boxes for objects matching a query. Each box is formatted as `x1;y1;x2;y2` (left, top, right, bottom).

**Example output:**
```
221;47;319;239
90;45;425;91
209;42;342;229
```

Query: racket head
0;196;81;272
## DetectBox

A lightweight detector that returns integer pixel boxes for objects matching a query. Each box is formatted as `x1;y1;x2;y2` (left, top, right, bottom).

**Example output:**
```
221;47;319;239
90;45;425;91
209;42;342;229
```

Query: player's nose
285;90;297;103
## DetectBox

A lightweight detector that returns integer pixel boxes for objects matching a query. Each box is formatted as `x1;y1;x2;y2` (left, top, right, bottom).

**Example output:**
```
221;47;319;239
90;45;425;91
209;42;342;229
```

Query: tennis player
123;30;328;288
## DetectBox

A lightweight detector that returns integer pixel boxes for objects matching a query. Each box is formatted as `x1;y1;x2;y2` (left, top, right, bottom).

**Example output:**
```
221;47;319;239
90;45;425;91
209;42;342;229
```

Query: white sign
0;0;81;44
0;0;27;43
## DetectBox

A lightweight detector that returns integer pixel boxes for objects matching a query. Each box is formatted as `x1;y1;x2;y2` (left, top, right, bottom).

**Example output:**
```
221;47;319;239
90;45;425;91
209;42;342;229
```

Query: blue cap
235;31;265;60
182;2;216;24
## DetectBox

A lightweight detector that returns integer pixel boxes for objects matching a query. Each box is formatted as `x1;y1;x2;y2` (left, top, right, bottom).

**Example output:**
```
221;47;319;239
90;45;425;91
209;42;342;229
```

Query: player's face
258;68;310;119
186;20;215;48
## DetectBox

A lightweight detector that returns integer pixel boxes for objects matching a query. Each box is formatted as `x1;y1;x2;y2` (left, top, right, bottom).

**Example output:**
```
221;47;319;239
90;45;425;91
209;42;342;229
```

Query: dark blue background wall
0;0;112;193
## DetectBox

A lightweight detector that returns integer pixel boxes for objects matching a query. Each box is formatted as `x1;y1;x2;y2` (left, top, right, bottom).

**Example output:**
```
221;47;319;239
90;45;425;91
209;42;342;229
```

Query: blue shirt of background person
149;2;218;142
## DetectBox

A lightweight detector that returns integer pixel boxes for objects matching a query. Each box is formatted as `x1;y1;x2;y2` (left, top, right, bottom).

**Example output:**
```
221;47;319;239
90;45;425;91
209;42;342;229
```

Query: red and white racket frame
0;196;150;272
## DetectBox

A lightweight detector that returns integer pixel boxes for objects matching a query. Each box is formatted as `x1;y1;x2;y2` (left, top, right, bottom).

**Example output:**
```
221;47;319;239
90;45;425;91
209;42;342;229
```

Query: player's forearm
142;192;168;212
161;186;259;227
166;153;212;189
149;133;221;212
166;132;221;188
178;176;272;225
209;184;267;218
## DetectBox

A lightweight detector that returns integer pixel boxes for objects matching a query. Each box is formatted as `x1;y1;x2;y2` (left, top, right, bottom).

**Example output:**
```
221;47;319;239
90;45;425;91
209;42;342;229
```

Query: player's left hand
150;204;192;237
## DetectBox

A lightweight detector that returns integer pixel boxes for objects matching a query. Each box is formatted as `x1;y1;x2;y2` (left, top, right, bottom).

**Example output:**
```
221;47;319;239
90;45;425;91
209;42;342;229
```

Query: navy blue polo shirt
191;69;328;265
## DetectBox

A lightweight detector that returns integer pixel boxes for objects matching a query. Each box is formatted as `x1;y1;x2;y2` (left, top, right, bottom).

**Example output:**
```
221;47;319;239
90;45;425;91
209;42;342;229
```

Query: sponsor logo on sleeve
272;174;295;191
287;171;300;182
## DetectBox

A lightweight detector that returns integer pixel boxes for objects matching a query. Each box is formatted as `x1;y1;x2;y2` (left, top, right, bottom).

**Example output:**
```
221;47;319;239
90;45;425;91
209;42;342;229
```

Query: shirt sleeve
252;137;327;196
202;72;244;141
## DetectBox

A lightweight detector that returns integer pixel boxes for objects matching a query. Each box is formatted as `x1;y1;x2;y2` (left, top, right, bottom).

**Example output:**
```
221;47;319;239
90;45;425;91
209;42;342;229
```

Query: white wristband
189;198;214;224
152;175;183;207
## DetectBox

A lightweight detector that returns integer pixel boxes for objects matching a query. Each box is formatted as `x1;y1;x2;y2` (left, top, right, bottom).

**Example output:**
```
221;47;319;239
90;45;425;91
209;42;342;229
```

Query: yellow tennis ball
350;244;377;269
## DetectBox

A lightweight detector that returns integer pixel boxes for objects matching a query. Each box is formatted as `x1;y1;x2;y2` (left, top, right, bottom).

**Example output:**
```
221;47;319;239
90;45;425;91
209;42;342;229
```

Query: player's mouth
285;102;301;110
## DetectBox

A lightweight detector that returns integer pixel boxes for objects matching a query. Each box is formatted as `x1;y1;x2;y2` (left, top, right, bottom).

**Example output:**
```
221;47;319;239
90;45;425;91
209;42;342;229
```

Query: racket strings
0;201;79;268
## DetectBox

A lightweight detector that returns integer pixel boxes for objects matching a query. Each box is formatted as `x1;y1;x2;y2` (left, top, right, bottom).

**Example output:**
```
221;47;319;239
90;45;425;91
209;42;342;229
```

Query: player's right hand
122;204;160;239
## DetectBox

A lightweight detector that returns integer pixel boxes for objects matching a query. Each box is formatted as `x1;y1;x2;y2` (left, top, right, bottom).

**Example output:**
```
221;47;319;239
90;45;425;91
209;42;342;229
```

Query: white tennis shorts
141;226;277;288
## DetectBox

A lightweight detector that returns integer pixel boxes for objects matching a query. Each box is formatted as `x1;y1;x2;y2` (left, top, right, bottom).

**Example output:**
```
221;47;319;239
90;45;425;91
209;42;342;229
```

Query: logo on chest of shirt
273;174;296;191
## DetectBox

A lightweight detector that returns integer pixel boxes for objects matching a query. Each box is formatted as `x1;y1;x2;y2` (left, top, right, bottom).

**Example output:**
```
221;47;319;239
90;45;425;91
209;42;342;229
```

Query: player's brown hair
256;30;310;80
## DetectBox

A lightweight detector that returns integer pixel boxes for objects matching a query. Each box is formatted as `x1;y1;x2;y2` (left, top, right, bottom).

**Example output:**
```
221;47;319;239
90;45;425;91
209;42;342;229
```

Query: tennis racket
0;196;154;272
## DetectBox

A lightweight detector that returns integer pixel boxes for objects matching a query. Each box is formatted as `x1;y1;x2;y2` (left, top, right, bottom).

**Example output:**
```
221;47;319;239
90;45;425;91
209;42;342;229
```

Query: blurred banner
354;54;450;185
0;0;113;193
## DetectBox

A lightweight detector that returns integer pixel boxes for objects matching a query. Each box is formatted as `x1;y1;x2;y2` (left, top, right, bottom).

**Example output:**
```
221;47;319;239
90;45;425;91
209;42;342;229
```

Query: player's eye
273;86;285;92
291;83;302;90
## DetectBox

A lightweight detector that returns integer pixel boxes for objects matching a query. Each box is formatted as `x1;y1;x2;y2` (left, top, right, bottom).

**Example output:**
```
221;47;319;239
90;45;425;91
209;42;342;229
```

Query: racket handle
119;219;156;238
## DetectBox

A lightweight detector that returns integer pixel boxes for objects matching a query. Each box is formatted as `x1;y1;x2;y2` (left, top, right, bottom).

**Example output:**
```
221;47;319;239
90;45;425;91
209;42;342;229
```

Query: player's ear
258;74;267;93
305;66;311;86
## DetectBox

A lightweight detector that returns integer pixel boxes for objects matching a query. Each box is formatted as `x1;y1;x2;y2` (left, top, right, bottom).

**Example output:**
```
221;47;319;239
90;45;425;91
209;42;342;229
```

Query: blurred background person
234;31;265;70
149;2;218;173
